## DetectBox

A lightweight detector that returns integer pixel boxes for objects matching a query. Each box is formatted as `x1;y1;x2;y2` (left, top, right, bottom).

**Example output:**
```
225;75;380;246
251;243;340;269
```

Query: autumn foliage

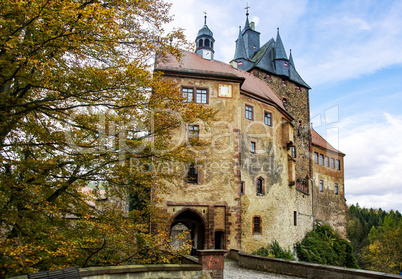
0;0;215;277
347;204;402;274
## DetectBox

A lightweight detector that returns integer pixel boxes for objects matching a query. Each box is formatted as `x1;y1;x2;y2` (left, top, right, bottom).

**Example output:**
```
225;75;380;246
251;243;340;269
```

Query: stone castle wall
312;146;347;236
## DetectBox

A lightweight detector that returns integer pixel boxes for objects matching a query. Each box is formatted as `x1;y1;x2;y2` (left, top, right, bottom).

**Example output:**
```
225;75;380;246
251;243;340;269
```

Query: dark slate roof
288;50;310;88
234;27;248;60
252;40;275;73
289;49;295;67
197;24;213;38
242;15;252;33
274;29;288;60
232;17;311;89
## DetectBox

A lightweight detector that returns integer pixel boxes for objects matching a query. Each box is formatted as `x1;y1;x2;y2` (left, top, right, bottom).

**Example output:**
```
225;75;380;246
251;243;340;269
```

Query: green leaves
0;0;212;277
295;222;359;269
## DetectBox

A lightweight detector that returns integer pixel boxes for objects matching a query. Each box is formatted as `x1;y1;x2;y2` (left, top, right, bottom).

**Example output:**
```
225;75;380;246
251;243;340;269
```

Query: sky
166;0;402;212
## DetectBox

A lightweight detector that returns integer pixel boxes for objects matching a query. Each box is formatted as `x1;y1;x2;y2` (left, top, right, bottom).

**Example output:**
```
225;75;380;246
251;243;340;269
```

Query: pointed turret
195;13;215;60
243;7;251;32
234;26;247;60
274;28;288;60
241;7;260;59
288;49;311;88
289;49;295;67
273;28;289;77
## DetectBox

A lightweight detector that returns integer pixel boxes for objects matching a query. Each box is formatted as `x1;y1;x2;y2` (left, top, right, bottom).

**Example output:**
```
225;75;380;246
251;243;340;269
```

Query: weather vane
203;11;207;25
245;3;250;16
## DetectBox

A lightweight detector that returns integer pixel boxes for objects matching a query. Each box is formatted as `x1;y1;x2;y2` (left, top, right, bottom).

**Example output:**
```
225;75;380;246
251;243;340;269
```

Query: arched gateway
170;209;206;250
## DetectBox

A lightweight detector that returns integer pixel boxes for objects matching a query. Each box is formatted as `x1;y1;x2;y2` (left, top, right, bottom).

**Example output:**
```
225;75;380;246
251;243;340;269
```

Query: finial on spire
245;3;250;17
203;11;207;25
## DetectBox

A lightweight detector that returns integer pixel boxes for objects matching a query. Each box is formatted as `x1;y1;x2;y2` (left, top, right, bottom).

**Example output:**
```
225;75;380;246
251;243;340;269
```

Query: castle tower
231;9;313;199
273;28;289;77
242;7;260;59
195;13;215;60
232;7;260;70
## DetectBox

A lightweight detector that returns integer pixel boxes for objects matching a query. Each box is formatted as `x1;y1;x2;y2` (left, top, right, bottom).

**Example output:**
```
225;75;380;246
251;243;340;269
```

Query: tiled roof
155;51;289;113
311;129;345;156
232;19;311;89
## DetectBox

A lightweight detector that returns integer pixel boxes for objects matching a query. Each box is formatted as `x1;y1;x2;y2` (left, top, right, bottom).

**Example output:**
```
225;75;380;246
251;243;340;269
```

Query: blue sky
167;0;402;212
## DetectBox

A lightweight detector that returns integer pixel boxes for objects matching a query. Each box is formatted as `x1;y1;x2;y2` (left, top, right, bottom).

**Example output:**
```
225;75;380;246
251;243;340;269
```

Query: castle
154;11;346;253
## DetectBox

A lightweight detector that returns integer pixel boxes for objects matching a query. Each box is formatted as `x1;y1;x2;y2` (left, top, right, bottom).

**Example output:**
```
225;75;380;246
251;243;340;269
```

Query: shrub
253;240;295;260
295;222;359;268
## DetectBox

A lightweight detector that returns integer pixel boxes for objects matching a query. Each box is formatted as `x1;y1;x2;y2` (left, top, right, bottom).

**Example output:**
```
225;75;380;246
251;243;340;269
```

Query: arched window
256;177;264;195
199;39;203;48
211;41;213;48
186;163;198;184
205;39;210;47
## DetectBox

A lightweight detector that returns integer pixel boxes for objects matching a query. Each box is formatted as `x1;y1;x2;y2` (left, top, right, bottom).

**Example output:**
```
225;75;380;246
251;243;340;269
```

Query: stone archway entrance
170;210;206;251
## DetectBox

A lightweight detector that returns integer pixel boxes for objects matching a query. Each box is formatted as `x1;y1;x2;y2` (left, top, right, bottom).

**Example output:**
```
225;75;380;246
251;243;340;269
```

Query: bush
295;222;359;268
253;240;295;260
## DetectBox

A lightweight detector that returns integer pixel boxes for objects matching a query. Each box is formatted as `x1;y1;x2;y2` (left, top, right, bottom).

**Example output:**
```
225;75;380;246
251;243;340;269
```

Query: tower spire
244;4;250;29
275;28;288;60
195;12;215;60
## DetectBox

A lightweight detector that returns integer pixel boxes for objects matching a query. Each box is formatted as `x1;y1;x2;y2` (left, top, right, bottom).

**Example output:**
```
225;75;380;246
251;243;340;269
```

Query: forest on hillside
347;204;402;274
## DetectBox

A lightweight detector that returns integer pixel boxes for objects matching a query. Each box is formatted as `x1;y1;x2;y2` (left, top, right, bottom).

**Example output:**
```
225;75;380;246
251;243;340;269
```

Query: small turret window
199;39;203;47
205;39;210;47
211;41;213;48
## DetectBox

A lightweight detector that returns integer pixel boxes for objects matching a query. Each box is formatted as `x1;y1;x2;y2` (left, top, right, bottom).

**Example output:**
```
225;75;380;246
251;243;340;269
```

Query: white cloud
340;113;402;211
298;1;402;86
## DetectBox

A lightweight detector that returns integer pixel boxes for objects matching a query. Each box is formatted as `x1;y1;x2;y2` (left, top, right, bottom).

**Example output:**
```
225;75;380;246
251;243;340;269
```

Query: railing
296;179;309;194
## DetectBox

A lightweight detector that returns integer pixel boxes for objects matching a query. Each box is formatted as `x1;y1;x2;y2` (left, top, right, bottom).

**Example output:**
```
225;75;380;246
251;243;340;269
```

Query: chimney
250;21;255;31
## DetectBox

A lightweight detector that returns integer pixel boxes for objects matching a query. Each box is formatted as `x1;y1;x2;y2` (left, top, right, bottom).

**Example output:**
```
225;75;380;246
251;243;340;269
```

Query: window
320;180;323;192
331;158;335;169
186;163;198;184
291;146;296;158
264;112;272;126
319;154;324;166
314;152;318;164
240;181;245;195
188;125;199;141
245;105;253;120
199;39;203;47
256;177;264;195
335;183;339;195
253;216;261;234
182;87;208;104
325;156;329;167
250;141;256;153
282;98;288;107
182;87;194;102
336;159;341;170
205;39;210;47
196;89;208;104
294;211;297;226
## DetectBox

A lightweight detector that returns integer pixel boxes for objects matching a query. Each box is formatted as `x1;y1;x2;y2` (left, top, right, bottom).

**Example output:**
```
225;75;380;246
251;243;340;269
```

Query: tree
362;215;402;274
0;0;216;277
295;222;358;268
